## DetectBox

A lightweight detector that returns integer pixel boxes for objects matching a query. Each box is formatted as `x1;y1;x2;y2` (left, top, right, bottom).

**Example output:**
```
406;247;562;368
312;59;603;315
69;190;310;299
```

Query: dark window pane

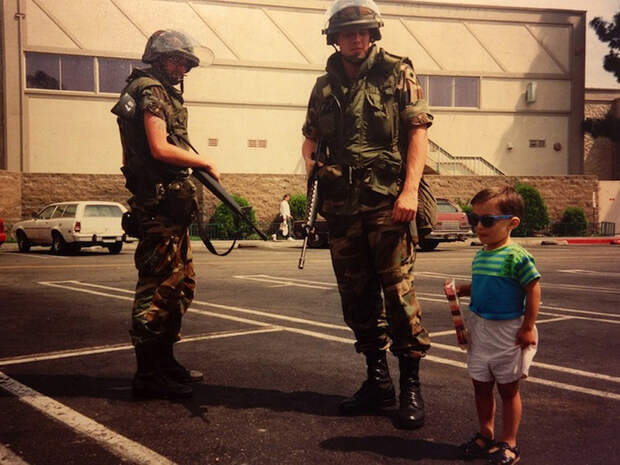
429;76;452;107
62;204;77;218
99;58;131;93
26;52;60;89
99;58;144;93
61;55;94;91
455;77;479;107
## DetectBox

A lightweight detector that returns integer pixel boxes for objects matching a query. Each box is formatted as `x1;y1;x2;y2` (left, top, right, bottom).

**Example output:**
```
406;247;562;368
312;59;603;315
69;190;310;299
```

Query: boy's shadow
321;435;461;461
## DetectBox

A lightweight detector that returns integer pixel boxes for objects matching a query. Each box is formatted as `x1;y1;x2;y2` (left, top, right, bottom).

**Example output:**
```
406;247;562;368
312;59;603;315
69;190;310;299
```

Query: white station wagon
12;201;129;254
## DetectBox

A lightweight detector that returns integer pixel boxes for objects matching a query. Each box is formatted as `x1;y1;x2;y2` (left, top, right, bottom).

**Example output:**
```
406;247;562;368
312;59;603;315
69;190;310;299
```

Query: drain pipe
15;0;25;172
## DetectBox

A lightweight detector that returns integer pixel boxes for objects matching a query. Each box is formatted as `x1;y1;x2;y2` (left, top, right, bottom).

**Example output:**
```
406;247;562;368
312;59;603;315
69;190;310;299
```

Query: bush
289;193;307;220
513;183;549;237
209;194;258;239
552;206;587;236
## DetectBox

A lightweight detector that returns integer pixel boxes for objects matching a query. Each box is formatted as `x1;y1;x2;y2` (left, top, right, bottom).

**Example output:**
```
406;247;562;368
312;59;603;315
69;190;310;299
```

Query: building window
454;77;479;108
248;139;267;148
427;75;480;108
26;52;94;91
99;57;143;93
26;52;60;89
429;76;452;107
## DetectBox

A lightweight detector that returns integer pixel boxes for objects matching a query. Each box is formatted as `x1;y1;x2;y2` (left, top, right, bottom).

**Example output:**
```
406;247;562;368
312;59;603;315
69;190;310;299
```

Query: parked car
12;201;128;254
418;198;473;251
0;217;6;246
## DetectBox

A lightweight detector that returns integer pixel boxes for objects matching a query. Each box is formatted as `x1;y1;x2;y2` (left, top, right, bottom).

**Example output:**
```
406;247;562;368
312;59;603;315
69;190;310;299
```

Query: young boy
456;186;541;465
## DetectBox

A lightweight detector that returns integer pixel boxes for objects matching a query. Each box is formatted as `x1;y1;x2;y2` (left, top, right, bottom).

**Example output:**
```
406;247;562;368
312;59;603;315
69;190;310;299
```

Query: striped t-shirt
470;243;541;320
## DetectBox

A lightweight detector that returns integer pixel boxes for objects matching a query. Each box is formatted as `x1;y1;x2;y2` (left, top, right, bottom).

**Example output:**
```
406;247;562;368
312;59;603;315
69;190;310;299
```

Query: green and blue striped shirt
470;243;541;320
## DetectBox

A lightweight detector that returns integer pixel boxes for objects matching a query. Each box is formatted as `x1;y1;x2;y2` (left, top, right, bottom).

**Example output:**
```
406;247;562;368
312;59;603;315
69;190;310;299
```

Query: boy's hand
516;326;536;349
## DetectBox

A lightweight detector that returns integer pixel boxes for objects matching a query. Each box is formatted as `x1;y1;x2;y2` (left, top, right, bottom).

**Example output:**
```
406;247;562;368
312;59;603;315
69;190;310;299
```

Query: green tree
583;13;620;142
552;206;588;236
289;193;307;220
590;13;620;83
513;183;549;237
209;194;257;239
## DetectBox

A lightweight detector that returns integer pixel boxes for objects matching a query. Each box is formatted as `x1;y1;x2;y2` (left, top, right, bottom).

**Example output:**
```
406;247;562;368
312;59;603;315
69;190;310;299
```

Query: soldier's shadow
321;435;460;461
4;373;394;421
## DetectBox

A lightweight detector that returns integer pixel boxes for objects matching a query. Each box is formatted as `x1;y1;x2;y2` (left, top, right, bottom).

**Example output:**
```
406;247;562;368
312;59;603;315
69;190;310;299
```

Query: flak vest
116;68;190;205
316;48;405;203
314;47;436;238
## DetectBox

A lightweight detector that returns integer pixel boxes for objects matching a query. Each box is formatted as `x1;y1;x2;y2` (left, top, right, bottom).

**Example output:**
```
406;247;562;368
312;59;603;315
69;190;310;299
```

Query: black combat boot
338;350;396;415
160;342;204;384
132;342;193;399
397;355;425;429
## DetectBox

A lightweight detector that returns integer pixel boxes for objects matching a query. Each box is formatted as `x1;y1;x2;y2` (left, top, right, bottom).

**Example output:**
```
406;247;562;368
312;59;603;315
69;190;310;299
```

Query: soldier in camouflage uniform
301;0;435;429
114;30;220;399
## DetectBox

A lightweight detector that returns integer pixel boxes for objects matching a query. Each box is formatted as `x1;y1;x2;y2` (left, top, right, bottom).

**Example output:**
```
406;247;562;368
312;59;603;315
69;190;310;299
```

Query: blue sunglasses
467;213;513;228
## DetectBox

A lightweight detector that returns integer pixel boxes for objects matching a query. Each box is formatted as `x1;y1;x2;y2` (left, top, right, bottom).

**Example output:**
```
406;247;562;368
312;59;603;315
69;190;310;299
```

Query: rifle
298;137;325;269
112;92;267;256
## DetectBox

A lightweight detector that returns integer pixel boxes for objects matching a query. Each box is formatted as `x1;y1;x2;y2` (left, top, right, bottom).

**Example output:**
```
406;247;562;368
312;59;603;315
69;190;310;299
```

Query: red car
0;217;6;246
419;198;473;251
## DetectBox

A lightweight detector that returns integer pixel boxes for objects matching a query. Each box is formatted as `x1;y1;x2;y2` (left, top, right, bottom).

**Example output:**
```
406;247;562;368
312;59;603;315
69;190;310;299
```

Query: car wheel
16;231;31;252
51;232;67;255
107;241;123;254
419;239;439;251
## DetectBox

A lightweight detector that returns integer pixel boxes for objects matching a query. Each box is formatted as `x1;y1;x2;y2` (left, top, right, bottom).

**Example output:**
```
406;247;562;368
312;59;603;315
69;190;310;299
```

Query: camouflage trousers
326;206;431;357
130;215;196;346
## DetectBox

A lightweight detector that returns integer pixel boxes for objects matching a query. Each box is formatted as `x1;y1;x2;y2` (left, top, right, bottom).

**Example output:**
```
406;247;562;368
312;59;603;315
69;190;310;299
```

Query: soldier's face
161;55;192;84
336;28;371;61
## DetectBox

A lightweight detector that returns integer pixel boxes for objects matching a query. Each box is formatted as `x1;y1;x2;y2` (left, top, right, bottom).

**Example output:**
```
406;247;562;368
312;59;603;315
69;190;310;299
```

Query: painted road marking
0;328;281;367
0;443;31;465
235;273;620;297
30;281;620;399
559;269;620;278
0;372;177;465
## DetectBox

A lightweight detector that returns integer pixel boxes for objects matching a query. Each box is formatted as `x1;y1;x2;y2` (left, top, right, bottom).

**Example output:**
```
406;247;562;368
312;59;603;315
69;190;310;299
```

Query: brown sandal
487;441;520;465
459;433;496;460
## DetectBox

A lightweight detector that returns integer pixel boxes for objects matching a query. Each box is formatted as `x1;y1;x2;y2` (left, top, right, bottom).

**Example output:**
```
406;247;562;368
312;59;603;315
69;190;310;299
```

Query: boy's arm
517;278;541;348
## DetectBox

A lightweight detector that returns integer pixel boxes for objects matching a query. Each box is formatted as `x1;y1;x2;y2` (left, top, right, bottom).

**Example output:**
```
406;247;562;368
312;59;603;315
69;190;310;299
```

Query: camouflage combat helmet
322;0;384;45
142;30;201;69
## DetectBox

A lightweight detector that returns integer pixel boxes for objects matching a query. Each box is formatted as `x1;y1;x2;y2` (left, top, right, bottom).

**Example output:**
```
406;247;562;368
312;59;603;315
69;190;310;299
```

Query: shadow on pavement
6;373;398;420
321;435;460;461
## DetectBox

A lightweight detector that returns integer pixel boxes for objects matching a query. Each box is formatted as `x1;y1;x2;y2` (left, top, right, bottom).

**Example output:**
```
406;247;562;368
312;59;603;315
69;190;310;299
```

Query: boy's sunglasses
467;213;513;228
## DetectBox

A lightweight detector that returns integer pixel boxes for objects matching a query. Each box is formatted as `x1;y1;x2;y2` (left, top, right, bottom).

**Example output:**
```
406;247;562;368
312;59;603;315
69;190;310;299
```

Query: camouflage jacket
302;45;433;215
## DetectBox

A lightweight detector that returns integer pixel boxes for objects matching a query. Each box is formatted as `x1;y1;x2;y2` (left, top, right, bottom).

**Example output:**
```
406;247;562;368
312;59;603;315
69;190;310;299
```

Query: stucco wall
3;173;599;232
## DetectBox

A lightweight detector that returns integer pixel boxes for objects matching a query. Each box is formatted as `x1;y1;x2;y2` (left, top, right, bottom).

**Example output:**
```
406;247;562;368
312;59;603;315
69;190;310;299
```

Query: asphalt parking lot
0;240;618;465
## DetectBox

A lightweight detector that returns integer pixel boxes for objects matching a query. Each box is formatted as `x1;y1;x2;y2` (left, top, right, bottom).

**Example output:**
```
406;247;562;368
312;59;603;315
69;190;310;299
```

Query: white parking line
0;328;281;367
0;443;31;465
35;280;620;400
0;372;177;465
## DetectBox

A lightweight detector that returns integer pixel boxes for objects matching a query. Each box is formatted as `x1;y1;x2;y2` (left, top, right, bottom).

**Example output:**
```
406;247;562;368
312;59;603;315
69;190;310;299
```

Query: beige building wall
3;0;586;177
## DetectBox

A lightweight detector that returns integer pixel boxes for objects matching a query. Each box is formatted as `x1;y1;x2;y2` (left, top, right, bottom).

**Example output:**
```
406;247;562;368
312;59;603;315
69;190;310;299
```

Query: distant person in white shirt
278;194;294;241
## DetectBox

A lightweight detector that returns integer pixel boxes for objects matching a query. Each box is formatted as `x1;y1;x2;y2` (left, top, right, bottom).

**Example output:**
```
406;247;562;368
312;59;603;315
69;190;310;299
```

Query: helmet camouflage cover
322;0;384;45
142;30;213;69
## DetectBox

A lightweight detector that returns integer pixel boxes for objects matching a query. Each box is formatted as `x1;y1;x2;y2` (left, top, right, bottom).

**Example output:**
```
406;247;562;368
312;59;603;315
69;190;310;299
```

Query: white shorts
464;310;538;384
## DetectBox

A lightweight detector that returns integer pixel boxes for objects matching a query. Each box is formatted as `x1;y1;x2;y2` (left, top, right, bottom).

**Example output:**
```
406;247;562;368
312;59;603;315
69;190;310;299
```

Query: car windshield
437;201;459;213
84;205;123;217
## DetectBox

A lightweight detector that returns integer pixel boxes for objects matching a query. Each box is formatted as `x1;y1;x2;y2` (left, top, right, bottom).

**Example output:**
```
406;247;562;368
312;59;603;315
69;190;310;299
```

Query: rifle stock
192;167;268;241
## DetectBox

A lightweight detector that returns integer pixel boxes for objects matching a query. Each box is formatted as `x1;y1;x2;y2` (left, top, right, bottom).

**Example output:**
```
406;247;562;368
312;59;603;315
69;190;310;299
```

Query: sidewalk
233;235;620;250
